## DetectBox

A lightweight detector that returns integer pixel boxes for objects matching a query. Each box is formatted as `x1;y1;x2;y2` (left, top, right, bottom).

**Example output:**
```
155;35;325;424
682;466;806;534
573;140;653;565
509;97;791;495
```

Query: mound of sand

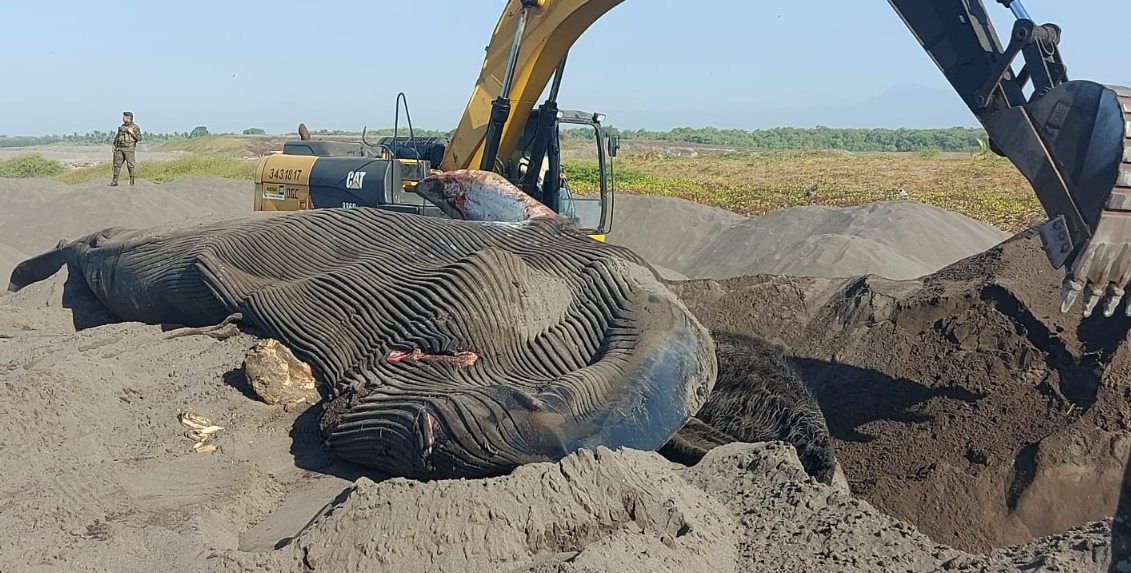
672;228;1131;555
609;194;1011;280
1;176;1127;572
243;442;1116;573
0;177;254;280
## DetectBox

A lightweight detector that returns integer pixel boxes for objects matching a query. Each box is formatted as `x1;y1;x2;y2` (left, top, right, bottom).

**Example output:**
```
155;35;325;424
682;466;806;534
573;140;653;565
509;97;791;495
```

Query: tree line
0;125;216;148
2;125;989;153
561;125;989;152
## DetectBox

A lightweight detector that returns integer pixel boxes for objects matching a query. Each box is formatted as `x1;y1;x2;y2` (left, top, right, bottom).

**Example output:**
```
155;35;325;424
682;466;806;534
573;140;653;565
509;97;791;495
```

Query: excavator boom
440;0;625;173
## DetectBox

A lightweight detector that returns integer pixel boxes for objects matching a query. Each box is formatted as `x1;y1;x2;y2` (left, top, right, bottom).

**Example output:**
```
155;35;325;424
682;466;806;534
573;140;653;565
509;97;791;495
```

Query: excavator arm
889;0;1131;318
440;0;625;173
447;0;1131;318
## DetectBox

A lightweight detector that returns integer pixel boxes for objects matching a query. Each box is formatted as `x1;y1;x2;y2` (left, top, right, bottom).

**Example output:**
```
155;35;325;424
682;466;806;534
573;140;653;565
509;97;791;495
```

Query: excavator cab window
554;110;613;236
506;108;613;236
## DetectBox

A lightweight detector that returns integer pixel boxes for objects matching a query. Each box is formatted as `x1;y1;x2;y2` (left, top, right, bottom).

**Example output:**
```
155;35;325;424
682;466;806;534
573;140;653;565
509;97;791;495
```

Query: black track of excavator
890;0;1131;318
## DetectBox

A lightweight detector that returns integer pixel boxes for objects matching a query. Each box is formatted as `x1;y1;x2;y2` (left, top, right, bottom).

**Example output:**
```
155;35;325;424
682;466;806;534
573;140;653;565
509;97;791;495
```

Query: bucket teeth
1059;278;1083;314
1082;284;1105;318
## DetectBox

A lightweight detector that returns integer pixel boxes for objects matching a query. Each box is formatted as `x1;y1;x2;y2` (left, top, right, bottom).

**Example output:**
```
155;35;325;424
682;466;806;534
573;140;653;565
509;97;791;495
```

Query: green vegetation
0;123;259;148
564;125;988;153
568;150;1040;233
0;154;67;178
563;161;647;188
54;153;256;185
0;132;170;148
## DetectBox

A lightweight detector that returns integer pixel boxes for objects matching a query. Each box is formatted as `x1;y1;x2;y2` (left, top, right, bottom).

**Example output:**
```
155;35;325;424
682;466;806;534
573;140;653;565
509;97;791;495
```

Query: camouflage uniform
110;111;142;186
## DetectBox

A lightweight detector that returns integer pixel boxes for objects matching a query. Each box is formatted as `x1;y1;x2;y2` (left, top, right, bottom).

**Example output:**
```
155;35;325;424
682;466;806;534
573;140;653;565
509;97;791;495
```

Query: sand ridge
608;193;1011;280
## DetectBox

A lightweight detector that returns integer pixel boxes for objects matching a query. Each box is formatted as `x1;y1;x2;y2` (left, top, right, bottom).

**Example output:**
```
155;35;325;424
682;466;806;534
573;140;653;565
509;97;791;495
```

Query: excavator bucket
890;0;1131;317
982;80;1131;317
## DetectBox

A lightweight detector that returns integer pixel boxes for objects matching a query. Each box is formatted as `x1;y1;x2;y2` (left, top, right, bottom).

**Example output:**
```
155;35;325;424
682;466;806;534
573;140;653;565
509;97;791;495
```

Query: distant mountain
607;83;981;130
814;82;980;128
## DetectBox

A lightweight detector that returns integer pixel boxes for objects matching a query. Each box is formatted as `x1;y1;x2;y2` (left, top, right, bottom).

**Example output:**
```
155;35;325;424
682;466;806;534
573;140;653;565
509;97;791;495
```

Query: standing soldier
110;111;142;186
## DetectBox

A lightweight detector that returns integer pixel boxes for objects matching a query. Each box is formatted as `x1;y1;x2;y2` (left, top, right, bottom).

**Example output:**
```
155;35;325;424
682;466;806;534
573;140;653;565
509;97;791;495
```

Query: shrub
0;154;66;178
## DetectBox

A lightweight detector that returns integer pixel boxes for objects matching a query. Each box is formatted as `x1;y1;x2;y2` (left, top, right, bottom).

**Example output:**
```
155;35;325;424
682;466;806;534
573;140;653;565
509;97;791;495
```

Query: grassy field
564;150;1039;232
54;153;257;184
0;135;1042;232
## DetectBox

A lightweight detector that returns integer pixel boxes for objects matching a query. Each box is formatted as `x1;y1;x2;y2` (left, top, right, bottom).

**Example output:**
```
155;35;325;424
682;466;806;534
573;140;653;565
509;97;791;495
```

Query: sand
608;194;1012;281
0;243;26;287
670;230;1131;554
0;177;253;270
0;176;1126;572
0;144;185;167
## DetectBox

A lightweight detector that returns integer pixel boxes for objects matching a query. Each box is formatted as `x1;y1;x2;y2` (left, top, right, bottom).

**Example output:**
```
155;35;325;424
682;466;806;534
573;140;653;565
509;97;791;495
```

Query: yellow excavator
254;0;1131;318
252;5;620;242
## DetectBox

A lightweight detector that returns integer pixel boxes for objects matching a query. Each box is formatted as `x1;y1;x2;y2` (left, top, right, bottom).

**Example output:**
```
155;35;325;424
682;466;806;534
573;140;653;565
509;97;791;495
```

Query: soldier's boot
108;174;119;187
129;176;135;186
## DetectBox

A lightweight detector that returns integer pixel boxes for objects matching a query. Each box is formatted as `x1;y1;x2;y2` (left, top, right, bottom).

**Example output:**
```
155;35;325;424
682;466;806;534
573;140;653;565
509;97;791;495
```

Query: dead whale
8;172;718;480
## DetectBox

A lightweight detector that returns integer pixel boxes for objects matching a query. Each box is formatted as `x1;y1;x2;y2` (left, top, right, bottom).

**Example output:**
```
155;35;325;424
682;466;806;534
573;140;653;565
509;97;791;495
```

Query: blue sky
1;0;1127;135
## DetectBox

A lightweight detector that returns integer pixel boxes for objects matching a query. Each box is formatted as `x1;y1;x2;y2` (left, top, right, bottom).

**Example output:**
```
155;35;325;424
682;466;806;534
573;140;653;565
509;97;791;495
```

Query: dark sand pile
671;229;1131;555
0;176;1126;572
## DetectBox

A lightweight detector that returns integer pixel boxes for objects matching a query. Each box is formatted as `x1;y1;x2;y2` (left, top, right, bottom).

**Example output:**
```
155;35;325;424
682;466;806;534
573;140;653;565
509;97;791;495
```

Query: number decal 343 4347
269;168;303;182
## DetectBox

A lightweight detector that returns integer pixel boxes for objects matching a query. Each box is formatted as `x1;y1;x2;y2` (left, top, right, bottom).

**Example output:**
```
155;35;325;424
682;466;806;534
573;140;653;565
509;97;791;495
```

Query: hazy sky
2;0;1127;135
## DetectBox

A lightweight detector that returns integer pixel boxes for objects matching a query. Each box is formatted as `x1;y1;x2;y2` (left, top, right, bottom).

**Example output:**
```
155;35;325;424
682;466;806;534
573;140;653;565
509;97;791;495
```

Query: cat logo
346;170;367;190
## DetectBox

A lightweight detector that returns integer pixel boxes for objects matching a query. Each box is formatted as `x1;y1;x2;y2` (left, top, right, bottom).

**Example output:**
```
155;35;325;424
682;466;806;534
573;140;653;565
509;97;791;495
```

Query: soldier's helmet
123;111;133;119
